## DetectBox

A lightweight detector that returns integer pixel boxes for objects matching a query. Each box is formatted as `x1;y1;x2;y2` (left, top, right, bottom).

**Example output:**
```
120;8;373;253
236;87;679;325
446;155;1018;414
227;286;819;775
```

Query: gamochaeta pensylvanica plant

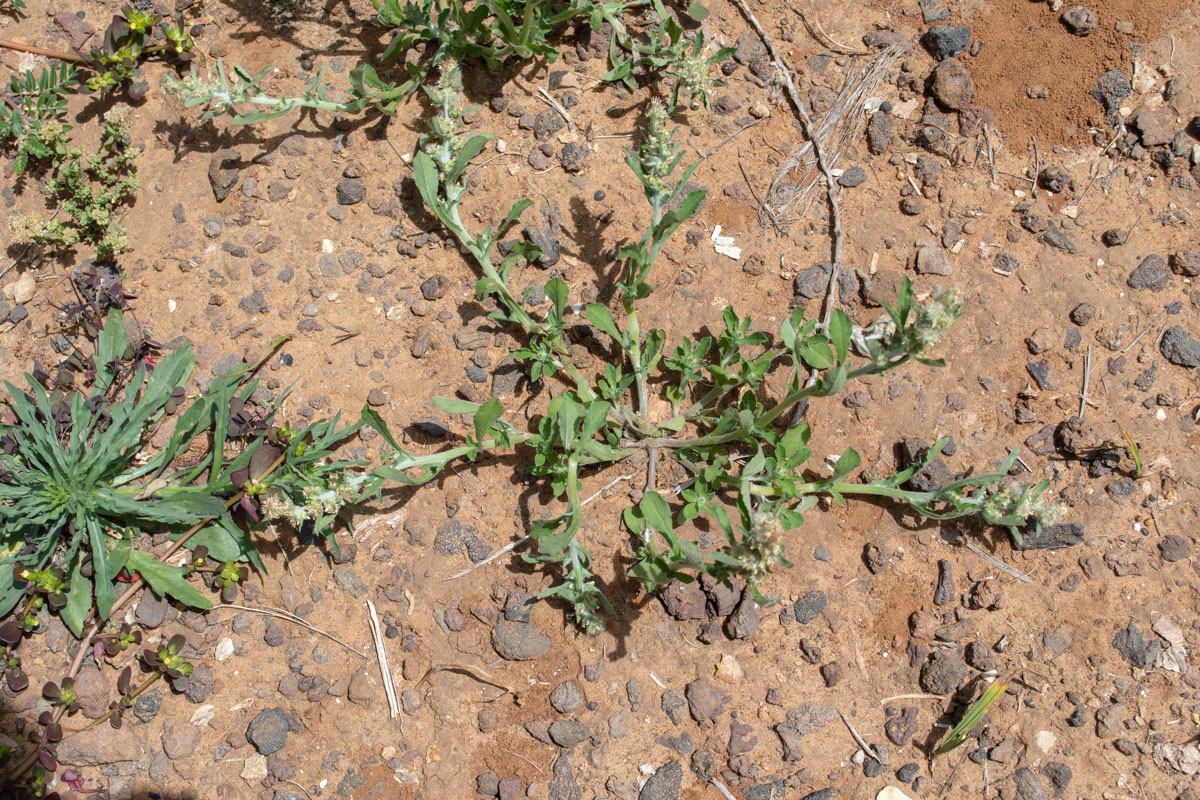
0;308;375;791
361;60;1064;633
165;0;730;125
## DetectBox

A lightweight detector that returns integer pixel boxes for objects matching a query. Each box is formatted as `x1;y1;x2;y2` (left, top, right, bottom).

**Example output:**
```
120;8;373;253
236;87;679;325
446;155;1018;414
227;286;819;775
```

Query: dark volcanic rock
922;24;970;60
1161;326;1200;367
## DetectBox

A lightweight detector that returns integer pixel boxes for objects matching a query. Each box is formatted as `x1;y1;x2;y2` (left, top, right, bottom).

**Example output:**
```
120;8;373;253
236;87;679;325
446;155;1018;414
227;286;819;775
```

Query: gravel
866;113;895;154
919;648;967;694
162;720;201;759
1013;766;1051;800
922;24;970;59
638;761;682;800
492;618;552;660
550;680;584;713
523;226;561;268
793;591;827;624
247;707;290;755
1127;254;1170;291
336;178;366;205
725;589;760;639
684;679;731;728
1060;5;1097;35
930;59;974;109
1161;326;1200;367
548;719;590;748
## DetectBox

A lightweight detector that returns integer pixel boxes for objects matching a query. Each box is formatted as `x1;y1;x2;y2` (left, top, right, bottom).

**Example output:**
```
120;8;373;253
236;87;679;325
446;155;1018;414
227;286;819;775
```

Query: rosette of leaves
86;5;194;98
0;310;228;635
141;632;193;692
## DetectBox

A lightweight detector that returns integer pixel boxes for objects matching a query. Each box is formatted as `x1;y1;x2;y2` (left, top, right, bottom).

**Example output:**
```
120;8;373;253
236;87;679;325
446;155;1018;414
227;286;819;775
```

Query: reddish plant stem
0;38;84;62
5;452;287;784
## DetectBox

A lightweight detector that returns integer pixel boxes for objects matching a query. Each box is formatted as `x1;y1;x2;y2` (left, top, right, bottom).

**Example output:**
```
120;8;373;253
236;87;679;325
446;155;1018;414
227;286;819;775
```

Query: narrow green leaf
87;518;114;620
126;551;212;610
412;151;440;209
934;680;1007;756
433;396;482;415
361;406;402;450
61;556;92;638
829;309;851;363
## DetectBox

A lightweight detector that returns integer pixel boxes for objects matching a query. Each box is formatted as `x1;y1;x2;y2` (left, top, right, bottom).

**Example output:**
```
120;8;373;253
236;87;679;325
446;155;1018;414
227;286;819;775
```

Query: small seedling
85;4;194;98
933;679;1008;756
1122;431;1143;478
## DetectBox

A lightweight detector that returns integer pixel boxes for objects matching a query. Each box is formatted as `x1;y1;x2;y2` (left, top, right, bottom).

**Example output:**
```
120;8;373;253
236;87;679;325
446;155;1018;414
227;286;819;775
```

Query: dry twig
443;536;530;581
962;541;1032;584
366;599;400;720
1121;307;1168;354
213;603;368;657
1078;344;1092;420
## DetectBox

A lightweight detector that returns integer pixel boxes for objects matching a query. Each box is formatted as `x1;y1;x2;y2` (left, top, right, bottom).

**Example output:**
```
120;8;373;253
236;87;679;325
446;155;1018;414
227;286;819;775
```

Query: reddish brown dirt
1;0;1199;798
963;0;1182;146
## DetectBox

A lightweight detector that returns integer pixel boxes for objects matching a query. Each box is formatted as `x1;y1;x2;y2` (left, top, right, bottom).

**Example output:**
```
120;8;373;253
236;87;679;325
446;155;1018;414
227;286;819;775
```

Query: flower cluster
421;59;467;191
259;465;368;526
905;287;962;356
730;512;787;588
981;481;1066;527
635;101;680;208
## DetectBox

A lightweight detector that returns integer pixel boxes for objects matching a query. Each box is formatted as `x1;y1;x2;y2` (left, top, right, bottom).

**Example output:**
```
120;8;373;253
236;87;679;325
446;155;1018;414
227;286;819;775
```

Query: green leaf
686;2;709;20
829;309;851;363
361;406;402;450
799;336;834;369
497;198;533;238
61;556;92;638
545;278;569;320
94;308;126;394
448;133;492;182
412;151;440;210
639;491;674;535
126;551;212;610
622;504;647;535
831;447;861;480
578;402;607;443
87;517;115;620
433;396;481;415
586;304;622;344
779;423;811;459
473;397;504;442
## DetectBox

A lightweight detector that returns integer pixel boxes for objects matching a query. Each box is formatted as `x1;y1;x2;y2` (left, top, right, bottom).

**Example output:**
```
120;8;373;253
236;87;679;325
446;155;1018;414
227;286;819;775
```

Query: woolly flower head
732;512;787;587
906;287;962;355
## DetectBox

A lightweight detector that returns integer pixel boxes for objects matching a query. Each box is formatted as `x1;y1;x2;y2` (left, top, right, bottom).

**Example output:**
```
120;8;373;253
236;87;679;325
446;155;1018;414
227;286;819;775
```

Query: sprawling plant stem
372;64;1063;633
